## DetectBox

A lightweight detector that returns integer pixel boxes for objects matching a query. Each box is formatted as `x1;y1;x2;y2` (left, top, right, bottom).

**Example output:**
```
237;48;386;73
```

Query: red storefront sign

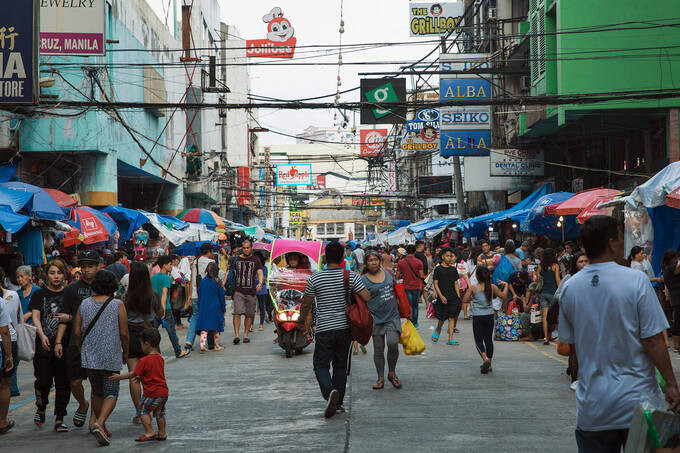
237;167;250;204
317;174;326;189
245;7;297;59
360;129;388;156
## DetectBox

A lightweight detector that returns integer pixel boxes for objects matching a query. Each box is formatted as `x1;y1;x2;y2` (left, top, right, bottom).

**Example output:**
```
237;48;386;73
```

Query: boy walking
110;329;168;442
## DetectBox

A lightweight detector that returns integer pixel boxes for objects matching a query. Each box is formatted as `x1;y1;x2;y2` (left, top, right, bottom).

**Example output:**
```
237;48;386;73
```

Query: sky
146;0;443;145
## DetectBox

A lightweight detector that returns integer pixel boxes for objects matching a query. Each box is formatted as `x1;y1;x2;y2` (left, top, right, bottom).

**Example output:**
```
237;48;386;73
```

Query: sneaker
570;381;579;391
324;389;339;418
336;405;346;414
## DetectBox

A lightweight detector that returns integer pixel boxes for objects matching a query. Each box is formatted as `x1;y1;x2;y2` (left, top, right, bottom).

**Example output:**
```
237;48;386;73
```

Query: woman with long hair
536;248;561;345
28;259;70;431
196;262;226;352
662;250;680;353
361;251;402;389
462;266;508;374
124;262;162;423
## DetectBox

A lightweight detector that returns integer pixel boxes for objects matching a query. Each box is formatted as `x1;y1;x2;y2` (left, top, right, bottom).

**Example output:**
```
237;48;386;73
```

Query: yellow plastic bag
401;320;425;355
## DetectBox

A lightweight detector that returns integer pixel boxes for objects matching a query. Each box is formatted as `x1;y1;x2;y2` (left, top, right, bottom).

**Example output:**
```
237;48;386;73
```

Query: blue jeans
406;290;421;325
184;298;200;348
313;329;351;406
575;428;628;453
163;313;182;357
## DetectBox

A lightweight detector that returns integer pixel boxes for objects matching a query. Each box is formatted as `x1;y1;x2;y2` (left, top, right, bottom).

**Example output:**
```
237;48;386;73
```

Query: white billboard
276;164;312;186
409;3;464;37
489;149;545;177
463;156;533;192
40;0;106;56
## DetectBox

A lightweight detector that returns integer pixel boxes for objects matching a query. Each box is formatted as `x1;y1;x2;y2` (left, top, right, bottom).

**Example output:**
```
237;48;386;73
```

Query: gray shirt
361;271;400;325
559;262;669;431
505;254;522;272
471;287;494;316
80;297;122;372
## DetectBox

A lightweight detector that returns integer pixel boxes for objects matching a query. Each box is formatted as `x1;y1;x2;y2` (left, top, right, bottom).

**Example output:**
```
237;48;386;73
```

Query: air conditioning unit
520;75;531;91
488;7;497;20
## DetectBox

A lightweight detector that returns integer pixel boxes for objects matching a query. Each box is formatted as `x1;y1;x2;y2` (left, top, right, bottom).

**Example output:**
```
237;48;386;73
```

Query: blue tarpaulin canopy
409;218;458;239
101;206;150;243
0;186;32;213
0;205;30;233
0;181;65;220
172;240;220;257
460;183;553;238
0;163;17;183
519;192;580;240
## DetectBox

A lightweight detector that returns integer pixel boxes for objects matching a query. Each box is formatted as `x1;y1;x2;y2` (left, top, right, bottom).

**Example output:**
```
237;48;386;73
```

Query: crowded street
6;311;580;452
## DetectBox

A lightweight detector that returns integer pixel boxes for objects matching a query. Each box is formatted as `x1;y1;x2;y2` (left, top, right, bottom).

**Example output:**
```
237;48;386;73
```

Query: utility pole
441;37;467;219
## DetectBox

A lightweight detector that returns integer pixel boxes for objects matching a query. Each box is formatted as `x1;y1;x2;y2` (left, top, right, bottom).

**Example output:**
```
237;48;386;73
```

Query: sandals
233;337;240;345
54;422;69;433
91;424;110;446
34;411;45;426
73;407;88;427
243;338;251;343
387;375;402;389
431;331;440;343
481;359;492;374
135;434;156;442
214;345;225;351
373;378;385;390
155;434;167;441
446;339;458;345
0;419;15;435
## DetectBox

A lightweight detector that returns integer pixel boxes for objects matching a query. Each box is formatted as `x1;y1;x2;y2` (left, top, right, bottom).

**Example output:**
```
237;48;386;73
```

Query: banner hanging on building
246;7;297;58
359;128;388;156
387;161;396;191
360;78;406;125
0;1;38;105
40;0;105;55
489;149;545;176
237;167;250;204
409;2;463;37
276;164;312;186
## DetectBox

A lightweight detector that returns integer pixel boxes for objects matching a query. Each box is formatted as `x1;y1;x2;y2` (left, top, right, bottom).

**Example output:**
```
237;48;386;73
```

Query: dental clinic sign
246;7;297;58
0;1;38;105
40;0;105;56
490;149;545;176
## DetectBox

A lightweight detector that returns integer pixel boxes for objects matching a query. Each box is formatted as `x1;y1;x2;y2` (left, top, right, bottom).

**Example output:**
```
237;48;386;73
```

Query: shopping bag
393;280;411;319
625;404;680;452
16;304;36;361
344;269;373;346
506;299;521;316
399;320;413;344
494;314;521;341
556;340;571;356
400;320;425;355
530;303;542;324
426;301;436;319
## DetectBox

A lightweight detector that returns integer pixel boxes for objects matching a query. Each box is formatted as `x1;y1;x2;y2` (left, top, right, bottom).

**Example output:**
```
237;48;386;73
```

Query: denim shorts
539;294;556;310
86;369;120;399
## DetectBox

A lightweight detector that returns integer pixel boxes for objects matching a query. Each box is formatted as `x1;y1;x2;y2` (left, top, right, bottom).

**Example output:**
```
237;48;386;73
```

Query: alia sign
246;7;297;59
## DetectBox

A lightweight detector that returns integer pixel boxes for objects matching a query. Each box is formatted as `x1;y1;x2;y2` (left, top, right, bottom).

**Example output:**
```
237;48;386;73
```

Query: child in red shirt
110;328;169;441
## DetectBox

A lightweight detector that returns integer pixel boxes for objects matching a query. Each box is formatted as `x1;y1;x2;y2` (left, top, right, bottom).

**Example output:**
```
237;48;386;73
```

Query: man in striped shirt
301;242;370;418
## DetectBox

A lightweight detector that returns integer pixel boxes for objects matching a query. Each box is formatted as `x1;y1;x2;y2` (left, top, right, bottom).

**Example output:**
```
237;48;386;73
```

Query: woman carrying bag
361;252;403;390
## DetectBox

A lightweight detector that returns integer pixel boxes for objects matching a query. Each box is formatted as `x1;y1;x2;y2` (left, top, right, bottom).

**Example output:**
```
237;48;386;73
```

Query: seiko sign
440;107;490;130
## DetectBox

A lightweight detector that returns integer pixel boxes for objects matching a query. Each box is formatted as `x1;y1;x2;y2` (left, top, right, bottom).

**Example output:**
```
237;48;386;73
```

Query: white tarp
386;226;416;245
626;161;680;208
147;215;219;247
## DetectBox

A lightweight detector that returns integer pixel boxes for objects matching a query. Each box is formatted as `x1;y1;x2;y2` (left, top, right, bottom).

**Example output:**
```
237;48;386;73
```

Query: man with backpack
299;242;371;418
183;243;215;355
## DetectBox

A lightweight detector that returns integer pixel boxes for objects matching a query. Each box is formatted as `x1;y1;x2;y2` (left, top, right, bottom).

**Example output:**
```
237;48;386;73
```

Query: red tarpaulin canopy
44;188;78;208
576;193;620;223
547;188;621;216
667;187;680;209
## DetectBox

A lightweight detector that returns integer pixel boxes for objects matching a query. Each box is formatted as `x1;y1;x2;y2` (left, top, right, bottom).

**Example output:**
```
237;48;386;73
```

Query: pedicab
267;239;324;357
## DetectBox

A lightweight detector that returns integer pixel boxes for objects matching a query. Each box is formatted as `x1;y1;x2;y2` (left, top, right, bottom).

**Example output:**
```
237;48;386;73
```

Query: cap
397;247;407;255
77;250;100;263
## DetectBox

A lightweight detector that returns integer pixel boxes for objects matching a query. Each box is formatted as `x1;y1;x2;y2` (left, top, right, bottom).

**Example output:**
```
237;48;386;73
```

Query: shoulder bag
15;302;36;362
404;257;426;288
344;269;373;346
82;297;114;343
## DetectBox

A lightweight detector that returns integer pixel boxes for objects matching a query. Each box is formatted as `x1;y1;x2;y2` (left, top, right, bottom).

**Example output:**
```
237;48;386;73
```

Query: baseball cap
77;250;100;263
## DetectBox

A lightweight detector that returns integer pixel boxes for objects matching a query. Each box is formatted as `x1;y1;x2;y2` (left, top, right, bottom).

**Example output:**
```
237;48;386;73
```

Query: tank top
541;266;558;295
471;287;494;316
80;297;122;372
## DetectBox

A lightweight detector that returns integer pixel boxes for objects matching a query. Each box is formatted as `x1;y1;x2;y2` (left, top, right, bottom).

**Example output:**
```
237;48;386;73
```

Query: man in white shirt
183;243;215;353
559;216;680;452
0;296;16;434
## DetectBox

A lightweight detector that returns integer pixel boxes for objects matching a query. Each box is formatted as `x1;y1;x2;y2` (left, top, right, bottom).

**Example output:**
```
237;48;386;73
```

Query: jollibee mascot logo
264;7;294;43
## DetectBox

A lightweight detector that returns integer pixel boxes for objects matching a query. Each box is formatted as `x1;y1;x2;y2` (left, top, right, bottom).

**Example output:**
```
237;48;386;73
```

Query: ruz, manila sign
0;1;38;104
276;164;312;186
40;0;105;56
246;7;297;59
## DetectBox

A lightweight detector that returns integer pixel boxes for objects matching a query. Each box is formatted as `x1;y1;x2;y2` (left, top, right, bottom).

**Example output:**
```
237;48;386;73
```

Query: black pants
472;314;495;359
313;329;351;406
672;305;680;336
257;294;267;325
173;309;183;326
575;428;627;453
33;346;70;418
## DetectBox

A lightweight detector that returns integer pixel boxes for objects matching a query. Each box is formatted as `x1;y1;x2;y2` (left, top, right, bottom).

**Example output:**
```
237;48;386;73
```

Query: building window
354;223;365;241
335;223;344;235
316;224;325;235
530;2;545;83
326;223;335;235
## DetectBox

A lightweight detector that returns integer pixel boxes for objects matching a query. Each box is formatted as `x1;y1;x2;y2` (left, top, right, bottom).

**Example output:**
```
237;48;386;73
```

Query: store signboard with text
246;7;297;58
440;130;490;156
360;128;388;156
440;106;490;130
40;0;105;55
276;164;312;186
0;1;38;104
409;2;463;37
489;149;545;176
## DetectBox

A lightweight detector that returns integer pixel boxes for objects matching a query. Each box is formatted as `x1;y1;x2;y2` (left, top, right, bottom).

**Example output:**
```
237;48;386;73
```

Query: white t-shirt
559;261;669;431
191;256;215;299
0;295;17;342
353;248;365;266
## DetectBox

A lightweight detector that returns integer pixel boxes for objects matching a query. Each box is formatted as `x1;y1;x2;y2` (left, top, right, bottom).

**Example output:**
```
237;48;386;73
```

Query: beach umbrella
172;240;220;257
178;208;226;231
547;188;621;216
0;181;65;220
66;207;117;245
44;188;78;208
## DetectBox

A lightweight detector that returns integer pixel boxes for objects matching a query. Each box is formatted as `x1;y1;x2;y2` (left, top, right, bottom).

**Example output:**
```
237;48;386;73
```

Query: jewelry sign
246;7;297;58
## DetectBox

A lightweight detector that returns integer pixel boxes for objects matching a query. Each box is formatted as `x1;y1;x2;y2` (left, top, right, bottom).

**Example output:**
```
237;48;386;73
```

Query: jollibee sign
246;7;297;59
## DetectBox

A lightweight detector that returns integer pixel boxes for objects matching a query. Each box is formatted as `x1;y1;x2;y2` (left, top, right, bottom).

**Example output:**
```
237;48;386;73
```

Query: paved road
3;312;626;452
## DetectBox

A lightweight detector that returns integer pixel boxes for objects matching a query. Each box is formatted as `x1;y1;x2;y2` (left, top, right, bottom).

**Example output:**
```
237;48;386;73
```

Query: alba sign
40;0;105;56
246;7;297;59
276;164;312;186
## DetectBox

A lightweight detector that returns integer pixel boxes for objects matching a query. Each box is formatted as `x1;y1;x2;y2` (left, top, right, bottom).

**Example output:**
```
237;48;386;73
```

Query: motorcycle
268;239;324;358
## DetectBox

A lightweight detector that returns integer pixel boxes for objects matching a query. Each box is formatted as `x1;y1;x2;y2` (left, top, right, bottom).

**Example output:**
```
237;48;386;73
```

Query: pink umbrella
576;193;620;223
253;241;272;252
550;188;621;216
